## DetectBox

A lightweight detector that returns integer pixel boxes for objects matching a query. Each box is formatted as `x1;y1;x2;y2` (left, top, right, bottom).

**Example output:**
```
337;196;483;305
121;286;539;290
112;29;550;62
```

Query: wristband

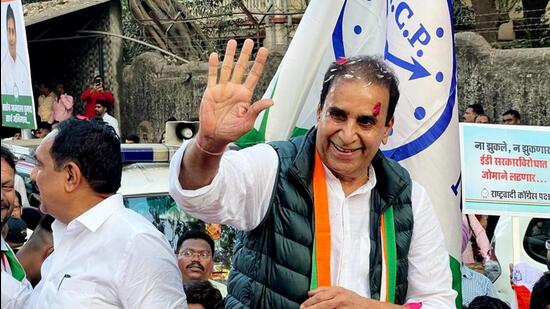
194;139;224;156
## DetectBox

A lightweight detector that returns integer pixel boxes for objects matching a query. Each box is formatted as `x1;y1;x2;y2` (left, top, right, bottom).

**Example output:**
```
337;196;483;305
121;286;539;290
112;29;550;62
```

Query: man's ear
382;116;395;145
64;162;81;193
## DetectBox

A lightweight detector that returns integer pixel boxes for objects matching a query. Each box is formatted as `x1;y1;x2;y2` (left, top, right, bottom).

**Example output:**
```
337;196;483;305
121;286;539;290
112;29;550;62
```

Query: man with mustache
1;146;33;308
1;147;17;234
177;230;227;296
169;39;455;308
3;119;187;308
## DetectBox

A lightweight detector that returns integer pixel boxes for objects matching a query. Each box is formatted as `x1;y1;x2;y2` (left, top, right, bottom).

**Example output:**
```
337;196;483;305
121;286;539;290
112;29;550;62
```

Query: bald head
16;215;54;287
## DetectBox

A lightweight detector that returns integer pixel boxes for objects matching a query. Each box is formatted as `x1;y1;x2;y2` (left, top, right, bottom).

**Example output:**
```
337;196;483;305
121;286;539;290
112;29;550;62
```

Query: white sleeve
118;233;187;309
14;175;31;208
114;118;120;137
168;140;279;231
1;272;34;309
405;181;457;309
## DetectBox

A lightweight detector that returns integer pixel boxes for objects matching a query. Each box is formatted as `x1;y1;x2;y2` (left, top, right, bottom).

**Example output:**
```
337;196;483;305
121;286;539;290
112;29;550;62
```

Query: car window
123;195;198;249
123;194;235;282
523;218;550;265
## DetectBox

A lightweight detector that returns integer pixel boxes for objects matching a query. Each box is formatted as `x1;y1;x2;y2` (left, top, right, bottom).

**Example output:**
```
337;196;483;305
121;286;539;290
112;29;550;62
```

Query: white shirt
1;53;32;97
102;113;120;137
169;140;457;308
23;194;186;308
1;235;33;309
14;174;31;208
1;236;13;274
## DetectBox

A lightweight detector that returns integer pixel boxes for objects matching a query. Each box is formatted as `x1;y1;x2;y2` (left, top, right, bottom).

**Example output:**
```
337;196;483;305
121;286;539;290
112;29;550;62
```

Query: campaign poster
460;123;550;218
1;0;36;129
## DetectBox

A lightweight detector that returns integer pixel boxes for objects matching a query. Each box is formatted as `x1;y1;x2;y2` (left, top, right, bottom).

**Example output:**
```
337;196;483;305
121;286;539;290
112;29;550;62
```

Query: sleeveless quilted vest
225;128;413;308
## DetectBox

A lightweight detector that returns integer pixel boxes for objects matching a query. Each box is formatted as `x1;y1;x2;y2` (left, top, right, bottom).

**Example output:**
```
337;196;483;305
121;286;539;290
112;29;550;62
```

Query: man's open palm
199;39;273;148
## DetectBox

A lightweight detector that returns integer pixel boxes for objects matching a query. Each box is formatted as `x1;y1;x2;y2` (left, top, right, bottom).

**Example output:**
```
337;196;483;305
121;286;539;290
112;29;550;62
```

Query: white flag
237;0;462;305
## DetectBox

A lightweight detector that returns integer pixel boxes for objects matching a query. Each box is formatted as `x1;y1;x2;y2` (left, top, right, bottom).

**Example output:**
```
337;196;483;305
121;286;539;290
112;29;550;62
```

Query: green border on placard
2;94;36;129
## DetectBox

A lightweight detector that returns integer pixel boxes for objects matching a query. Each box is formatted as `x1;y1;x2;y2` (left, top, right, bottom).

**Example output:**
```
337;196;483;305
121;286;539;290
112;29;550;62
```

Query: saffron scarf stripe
310;150;397;304
312;151;331;288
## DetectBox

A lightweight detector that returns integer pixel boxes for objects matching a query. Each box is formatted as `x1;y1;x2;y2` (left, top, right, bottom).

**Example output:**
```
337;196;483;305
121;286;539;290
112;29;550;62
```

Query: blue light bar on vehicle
120;144;170;163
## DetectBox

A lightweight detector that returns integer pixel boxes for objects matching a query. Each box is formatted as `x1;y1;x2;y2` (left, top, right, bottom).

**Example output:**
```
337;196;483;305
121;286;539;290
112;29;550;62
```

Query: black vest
225;128;414;308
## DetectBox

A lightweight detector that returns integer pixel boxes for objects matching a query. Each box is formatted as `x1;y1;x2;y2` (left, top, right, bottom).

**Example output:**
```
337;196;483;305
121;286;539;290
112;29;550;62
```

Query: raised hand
197;39;273;152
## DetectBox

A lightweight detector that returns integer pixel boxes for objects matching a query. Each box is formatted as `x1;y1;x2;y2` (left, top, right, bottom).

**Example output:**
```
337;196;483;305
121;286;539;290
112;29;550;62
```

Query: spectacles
178;249;211;260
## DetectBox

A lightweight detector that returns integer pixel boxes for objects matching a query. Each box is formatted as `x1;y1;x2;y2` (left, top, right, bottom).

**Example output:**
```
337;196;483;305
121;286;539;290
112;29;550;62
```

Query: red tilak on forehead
372;102;381;117
335;57;348;65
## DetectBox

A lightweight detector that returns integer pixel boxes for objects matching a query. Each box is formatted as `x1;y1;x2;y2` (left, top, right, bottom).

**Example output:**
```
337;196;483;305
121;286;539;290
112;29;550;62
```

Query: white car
489;216;549;304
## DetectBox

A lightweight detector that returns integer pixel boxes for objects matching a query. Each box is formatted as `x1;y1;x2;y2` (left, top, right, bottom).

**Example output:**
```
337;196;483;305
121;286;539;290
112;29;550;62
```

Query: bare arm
467;214;491;258
179;39;273;190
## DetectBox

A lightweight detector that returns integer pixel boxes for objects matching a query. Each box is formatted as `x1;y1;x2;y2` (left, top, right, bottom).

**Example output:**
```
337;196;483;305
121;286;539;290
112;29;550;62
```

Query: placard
460;123;550;218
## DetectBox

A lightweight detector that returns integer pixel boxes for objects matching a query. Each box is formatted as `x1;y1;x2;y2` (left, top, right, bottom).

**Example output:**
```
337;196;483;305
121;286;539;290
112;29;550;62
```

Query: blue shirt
462;265;497;306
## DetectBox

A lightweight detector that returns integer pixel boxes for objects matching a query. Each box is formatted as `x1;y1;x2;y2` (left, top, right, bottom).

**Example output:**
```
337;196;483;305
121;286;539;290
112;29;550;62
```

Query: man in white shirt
1;147;17;231
95;99;120;136
1;146;33;308
4;118;187;308
169;39;456;308
16;214;55;287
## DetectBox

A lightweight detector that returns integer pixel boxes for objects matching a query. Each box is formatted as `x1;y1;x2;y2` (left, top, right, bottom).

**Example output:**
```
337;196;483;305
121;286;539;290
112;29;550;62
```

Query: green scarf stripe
310;239;318;290
450;255;463;308
4;249;25;281
383;206;397;303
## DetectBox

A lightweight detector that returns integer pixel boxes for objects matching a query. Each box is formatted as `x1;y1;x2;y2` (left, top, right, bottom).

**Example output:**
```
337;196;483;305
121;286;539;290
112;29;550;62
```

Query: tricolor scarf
310;150;397;303
1;249;26;281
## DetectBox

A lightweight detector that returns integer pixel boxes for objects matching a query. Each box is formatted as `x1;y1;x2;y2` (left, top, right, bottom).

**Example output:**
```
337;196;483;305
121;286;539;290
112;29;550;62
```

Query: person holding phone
80;75;115;119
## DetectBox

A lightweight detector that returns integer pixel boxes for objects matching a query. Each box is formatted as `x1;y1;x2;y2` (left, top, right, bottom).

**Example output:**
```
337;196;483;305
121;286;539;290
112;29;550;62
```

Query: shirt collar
53;194;124;236
323;164;377;194
461;265;475;279
75;194;124;232
1;235;8;252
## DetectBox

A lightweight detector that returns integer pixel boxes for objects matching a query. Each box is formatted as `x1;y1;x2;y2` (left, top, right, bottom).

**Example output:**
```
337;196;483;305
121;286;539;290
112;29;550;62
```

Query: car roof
4;139;173;197
121;162;170;196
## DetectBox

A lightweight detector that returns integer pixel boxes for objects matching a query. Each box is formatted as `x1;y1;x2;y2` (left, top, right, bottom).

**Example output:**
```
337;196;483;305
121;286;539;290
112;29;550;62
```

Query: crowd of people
460;103;550;309
462;103;522;126
2;74;151;142
32;75;120;138
1;39;549;309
